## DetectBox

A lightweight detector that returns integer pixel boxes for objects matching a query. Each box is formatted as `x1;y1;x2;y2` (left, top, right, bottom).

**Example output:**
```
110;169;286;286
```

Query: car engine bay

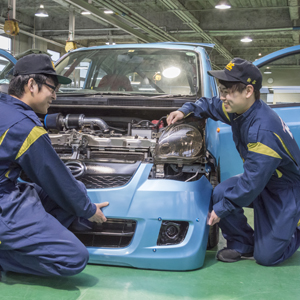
43;112;210;189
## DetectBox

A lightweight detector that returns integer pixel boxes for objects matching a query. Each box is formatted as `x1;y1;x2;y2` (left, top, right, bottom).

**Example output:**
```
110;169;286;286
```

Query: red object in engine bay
151;120;164;129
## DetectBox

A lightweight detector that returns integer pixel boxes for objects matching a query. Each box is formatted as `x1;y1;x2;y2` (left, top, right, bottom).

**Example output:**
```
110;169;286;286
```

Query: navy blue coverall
0;93;97;276
179;97;300;265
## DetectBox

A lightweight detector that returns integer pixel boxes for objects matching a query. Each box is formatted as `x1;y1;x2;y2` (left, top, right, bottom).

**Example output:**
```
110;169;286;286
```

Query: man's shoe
216;248;253;263
69;217;94;232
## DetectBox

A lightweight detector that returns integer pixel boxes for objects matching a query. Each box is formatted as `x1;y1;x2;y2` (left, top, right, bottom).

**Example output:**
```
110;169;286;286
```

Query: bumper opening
157;220;189;246
73;218;136;248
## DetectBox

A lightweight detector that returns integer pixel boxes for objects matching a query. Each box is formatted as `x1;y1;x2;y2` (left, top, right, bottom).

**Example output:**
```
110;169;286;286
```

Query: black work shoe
216;248;253;263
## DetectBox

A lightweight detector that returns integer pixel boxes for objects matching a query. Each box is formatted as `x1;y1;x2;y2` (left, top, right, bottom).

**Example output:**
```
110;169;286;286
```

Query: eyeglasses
218;85;229;98
43;82;58;93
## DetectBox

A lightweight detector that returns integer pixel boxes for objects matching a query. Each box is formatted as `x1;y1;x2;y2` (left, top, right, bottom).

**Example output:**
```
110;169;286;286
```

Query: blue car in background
0;43;299;271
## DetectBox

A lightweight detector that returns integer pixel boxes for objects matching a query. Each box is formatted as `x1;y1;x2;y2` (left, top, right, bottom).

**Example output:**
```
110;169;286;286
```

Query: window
0;36;11;52
47;49;60;62
55;48;200;95
259;53;300;104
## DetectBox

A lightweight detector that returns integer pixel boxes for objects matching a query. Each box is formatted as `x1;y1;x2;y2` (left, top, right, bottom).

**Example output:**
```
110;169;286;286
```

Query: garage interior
0;0;300;299
0;0;299;66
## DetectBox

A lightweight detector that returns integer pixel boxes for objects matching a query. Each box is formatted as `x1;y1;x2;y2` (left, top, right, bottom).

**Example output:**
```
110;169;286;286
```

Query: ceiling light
241;37;252;43
139;88;156;91
264;70;272;74
104;10;114;14
81;11;91;15
35;5;49;17
258;53;262;56
215;1;231;9
162;67;181;78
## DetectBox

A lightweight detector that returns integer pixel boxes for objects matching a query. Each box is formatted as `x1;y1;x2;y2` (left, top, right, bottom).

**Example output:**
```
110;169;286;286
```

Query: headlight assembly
155;124;203;161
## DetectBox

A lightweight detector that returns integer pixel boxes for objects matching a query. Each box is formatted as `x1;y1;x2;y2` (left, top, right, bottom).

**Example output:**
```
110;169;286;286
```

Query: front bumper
86;163;212;271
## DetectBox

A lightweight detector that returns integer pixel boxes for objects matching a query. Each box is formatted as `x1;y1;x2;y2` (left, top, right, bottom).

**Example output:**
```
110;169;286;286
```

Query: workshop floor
1;209;300;300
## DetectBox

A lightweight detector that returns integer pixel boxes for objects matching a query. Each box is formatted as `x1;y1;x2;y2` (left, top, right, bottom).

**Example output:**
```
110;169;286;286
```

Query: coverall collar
233;99;262;122
0;93;34;111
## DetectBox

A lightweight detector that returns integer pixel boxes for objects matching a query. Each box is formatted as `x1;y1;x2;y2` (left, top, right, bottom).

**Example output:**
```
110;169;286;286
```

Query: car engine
43;113;209;189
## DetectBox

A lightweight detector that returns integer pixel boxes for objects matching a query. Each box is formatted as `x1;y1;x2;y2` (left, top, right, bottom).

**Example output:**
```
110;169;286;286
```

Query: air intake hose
44;113;109;132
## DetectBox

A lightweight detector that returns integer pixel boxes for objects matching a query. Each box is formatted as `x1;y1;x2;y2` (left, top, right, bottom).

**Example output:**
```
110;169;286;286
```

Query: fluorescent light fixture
139;88;156;91
35;4;49;17
64;66;88;70
264;70;272;74
241;37;252;43
105;42;116;45
131;82;141;85
162;67;181;78
215;1;231;9
81;11;91;15
104;10;114;14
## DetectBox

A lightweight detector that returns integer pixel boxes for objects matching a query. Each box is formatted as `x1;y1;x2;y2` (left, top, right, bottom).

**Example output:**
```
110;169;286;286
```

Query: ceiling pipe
0;23;65;48
159;0;233;60
52;0;155;43
169;28;294;36
94;0;176;42
68;7;75;41
36;27;119;33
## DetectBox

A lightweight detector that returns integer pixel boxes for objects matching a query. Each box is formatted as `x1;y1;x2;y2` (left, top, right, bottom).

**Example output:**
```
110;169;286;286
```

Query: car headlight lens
155;124;202;160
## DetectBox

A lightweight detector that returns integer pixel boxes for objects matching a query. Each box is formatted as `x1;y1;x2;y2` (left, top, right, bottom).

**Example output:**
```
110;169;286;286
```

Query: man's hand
88;202;109;223
167;111;184;125
207;210;220;226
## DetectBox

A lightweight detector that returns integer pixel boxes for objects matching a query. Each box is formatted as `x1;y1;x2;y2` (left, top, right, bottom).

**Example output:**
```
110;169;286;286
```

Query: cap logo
247;78;257;85
225;62;235;71
51;61;56;70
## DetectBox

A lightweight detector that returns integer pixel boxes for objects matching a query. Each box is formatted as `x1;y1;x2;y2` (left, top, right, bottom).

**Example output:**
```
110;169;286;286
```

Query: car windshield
55;47;199;96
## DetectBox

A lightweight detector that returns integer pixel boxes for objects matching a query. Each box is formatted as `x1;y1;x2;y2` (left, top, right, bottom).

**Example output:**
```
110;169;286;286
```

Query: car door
254;45;300;106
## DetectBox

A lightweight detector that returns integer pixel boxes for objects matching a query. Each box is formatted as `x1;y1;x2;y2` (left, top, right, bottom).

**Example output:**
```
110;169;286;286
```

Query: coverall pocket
270;187;298;241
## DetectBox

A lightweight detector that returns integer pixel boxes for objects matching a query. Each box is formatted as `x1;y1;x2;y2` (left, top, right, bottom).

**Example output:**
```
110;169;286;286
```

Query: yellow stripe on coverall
247;142;282;159
0;129;9;146
15;126;47;160
273;132;296;163
222;103;230;122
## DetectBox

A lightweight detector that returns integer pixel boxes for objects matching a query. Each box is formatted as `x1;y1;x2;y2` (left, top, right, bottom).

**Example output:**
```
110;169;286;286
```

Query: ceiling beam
46;34;135;41
289;0;299;22
288;0;300;45
158;0;233;60
51;0;156;43
93;0;177;42
0;23;65;48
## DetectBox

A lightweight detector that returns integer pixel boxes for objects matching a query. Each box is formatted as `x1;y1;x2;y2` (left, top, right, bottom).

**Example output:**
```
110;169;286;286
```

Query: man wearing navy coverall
0;54;108;277
167;58;300;265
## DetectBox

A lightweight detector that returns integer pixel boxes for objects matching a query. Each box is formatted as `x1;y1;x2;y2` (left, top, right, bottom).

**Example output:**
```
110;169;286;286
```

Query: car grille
73;218;136;248
78;174;132;189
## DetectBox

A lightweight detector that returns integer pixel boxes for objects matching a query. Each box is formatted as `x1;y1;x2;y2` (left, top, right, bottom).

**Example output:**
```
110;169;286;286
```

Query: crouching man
0;54;108;277
167;58;300;265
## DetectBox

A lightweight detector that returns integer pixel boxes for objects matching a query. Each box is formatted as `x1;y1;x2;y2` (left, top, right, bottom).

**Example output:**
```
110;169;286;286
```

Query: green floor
1;209;300;300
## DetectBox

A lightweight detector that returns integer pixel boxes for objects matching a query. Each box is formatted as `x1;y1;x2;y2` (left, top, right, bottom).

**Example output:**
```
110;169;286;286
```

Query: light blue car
1;43;299;271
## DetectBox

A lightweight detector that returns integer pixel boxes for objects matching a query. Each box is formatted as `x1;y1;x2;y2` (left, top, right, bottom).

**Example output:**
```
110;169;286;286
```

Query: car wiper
57;92;140;97
150;94;195;98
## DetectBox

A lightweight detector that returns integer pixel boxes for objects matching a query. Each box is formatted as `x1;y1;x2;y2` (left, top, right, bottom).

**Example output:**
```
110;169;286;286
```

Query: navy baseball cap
208;58;262;90
13;54;72;84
